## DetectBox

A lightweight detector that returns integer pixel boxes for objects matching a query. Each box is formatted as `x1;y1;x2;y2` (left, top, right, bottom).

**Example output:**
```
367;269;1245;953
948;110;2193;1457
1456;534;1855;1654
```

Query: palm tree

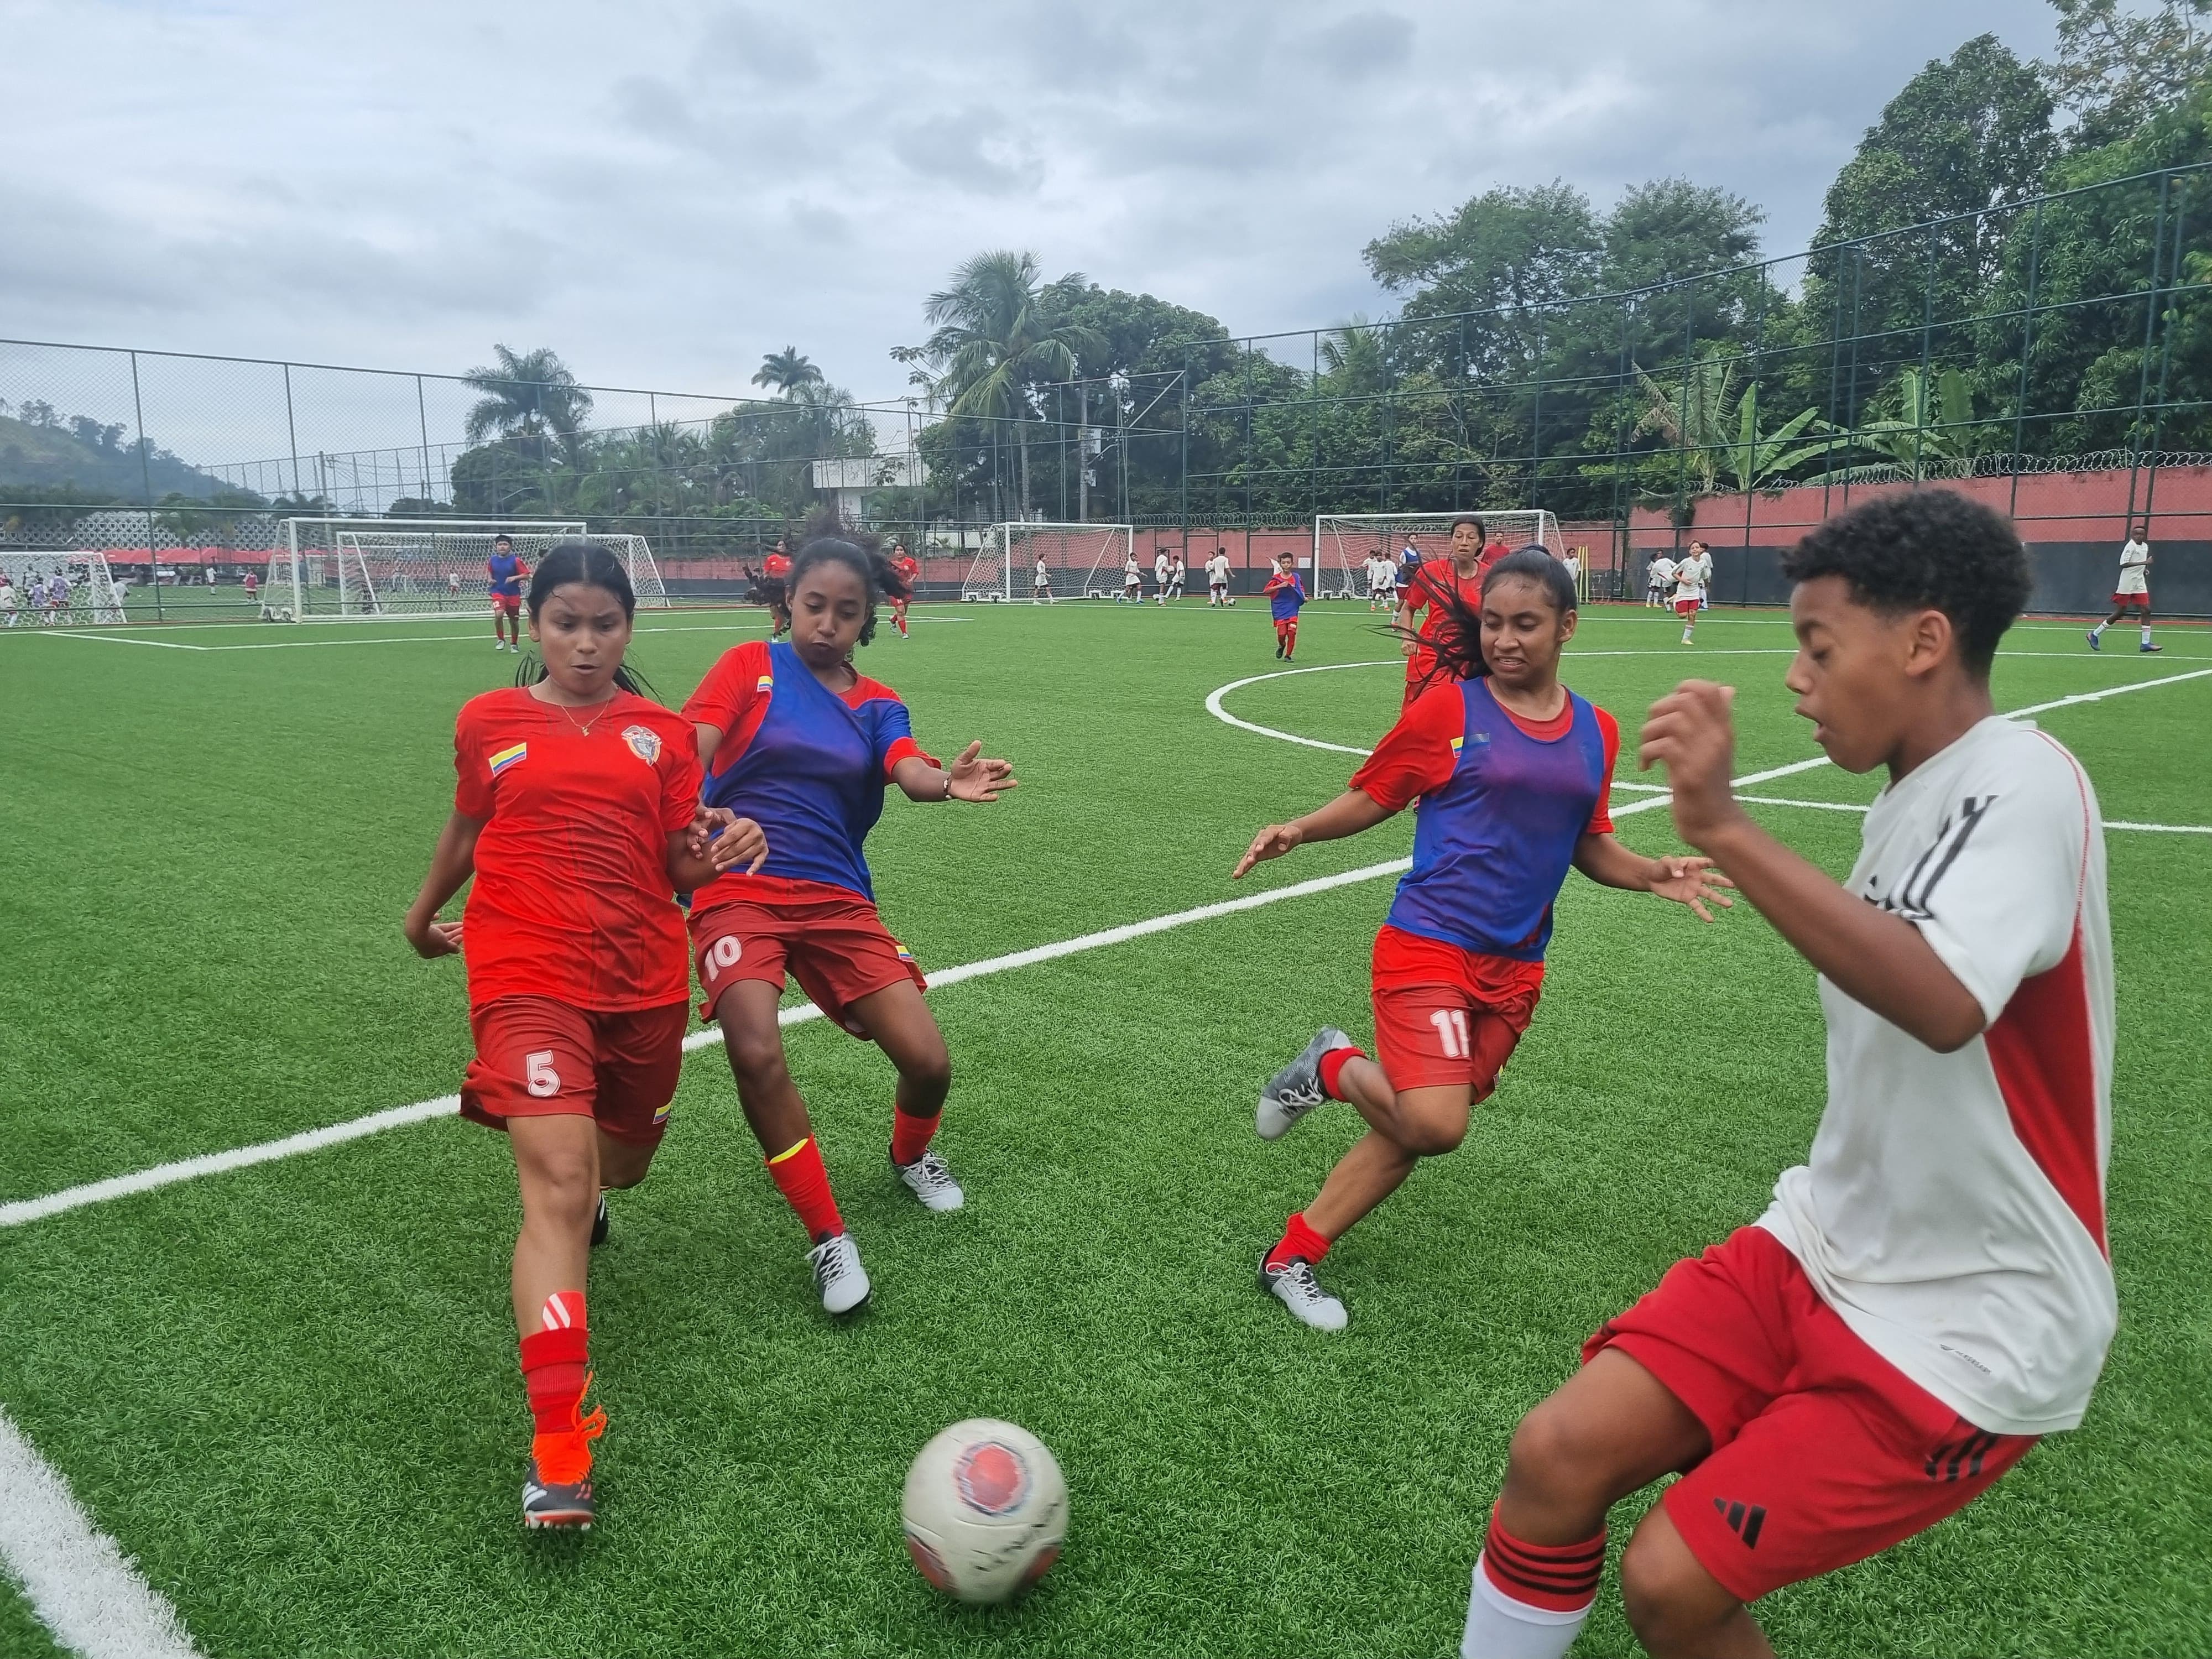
460;346;594;466
752;347;825;399
901;251;1103;518
1318;317;1389;395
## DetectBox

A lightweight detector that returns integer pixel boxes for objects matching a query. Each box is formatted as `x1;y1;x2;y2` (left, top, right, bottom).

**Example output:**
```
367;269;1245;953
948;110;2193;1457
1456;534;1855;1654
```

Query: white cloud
4;0;2057;433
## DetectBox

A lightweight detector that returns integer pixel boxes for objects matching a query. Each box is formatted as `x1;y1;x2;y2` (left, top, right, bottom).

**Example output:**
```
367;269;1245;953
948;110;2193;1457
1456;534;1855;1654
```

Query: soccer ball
901;1418;1067;1604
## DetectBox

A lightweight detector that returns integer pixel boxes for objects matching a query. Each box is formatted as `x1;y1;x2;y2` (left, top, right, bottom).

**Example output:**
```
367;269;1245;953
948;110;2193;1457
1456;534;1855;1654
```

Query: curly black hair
1781;491;2030;677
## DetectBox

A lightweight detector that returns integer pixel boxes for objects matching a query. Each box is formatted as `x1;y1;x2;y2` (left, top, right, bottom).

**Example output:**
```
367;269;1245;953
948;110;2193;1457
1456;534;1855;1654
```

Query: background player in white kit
2087;523;2158;653
1168;552;1187;601
1646;551;1675;608
1207;547;1233;606
1153;548;1172;604
1032;553;1055;604
1672;553;1705;644
1458;491;2115;1659
1123;554;1142;602
1366;550;1397;611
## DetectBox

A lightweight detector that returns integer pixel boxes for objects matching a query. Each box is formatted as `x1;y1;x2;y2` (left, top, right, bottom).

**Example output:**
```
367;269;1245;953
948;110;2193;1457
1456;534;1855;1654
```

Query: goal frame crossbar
971;521;1138;602
265;519;671;620
1312;510;1564;599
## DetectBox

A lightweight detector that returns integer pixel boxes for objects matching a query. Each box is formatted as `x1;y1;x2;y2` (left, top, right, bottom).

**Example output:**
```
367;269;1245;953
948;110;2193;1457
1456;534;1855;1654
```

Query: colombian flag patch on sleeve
489;742;528;776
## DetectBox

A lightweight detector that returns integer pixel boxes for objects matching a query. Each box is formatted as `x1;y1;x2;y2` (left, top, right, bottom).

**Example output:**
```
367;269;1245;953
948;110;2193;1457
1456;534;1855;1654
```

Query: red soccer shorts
460;995;688;1146
1584;1225;2038;1604
491;593;521;615
691;885;926;1036
1368;925;1543;1095
1674;597;1700;618
2111;590;2150;609
1275;617;1298;642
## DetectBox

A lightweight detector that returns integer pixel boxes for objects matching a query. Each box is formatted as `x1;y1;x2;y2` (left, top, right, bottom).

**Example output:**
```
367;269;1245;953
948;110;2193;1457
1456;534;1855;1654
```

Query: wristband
941;772;953;800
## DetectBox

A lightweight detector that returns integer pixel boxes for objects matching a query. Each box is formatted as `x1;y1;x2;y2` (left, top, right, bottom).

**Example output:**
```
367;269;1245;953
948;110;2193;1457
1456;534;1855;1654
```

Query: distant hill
0;412;236;499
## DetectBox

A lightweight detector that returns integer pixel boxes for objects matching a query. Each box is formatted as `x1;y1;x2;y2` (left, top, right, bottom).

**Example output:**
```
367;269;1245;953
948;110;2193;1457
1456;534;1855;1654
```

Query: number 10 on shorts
1429;1008;1470;1059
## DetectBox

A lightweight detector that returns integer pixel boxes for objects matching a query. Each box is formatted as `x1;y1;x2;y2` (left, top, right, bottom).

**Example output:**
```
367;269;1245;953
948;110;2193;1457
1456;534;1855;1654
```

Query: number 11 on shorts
1429;1008;1469;1059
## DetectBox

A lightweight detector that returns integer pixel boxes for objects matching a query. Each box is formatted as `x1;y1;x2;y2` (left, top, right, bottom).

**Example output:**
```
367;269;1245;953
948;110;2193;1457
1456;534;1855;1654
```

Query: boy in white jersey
1123;555;1142;602
1032;554;1055;603
1207;547;1232;605
2087;521;2159;653
1646;552;1674;609
1154;548;1172;603
1459;491;2114;1659
1672;552;1704;644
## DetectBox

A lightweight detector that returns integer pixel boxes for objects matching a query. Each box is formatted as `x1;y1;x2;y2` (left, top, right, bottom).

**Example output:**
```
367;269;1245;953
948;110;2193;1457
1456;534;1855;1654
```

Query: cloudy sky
8;0;2057;411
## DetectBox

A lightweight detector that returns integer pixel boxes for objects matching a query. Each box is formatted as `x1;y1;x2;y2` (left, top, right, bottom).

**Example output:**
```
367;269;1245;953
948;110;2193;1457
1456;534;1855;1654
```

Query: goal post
1312;510;1564;599
268;519;669;619
971;521;1136;602
0;551;128;624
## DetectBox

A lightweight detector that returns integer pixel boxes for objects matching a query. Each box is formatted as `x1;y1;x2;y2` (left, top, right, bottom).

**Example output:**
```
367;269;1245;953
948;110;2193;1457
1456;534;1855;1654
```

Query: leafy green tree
2047;0;2212;144
751;347;824;398
901;251;1104;519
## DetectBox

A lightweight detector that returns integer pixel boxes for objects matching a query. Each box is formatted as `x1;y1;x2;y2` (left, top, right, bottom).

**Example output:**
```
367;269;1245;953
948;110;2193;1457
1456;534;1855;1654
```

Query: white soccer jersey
2116;538;2150;594
1672;561;1702;601
1034;560;1050;587
1154;554;1171;583
1124;560;1140;585
1207;555;1230;585
1649;556;1676;589
1756;716;2115;1436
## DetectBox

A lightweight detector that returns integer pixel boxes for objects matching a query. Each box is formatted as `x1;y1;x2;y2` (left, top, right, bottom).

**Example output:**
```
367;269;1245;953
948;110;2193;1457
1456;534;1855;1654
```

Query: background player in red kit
684;536;1017;1315
403;544;764;1531
763;536;793;637
1393;514;1489;705
1233;550;1730;1334
1262;551;1306;659
888;539;920;638
1459;493;2117;1659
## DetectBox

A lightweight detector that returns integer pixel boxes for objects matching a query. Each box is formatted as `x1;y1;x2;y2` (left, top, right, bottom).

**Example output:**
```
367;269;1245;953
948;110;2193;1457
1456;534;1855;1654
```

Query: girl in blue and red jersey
682;536;1016;1315
1262;551;1307;659
1231;549;1733;1332
404;544;764;1530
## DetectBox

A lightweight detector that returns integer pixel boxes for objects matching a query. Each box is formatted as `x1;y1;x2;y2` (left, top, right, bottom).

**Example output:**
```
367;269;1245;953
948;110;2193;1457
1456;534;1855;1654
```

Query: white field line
0;858;1410;1233
33;618;968;652
1209;662;2212;831
0;1410;197;1658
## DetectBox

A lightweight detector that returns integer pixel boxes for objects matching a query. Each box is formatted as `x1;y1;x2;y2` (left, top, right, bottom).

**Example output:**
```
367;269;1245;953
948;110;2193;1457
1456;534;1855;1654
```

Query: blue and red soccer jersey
1263;568;1307;620
451;686;703;1011
1350;676;1619;962
681;639;935;907
487;551;525;598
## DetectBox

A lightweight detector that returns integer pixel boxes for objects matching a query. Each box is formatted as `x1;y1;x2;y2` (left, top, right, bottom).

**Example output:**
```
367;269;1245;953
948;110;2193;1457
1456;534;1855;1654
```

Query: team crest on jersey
488;742;528;776
622;724;662;763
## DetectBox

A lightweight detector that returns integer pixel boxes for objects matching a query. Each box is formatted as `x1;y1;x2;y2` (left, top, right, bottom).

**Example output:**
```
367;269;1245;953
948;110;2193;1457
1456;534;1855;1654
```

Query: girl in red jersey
684;537;1016;1315
404;543;764;1531
763;536;794;637
888;539;920;638
1232;550;1732;1333
1392;514;1489;706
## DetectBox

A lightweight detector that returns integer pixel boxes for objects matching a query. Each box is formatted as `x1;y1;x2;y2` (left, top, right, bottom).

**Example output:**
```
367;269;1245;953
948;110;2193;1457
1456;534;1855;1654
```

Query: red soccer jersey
764;553;792;579
1352;679;1618;834
452;686;703;1011
1402;561;1486;679
892;554;919;586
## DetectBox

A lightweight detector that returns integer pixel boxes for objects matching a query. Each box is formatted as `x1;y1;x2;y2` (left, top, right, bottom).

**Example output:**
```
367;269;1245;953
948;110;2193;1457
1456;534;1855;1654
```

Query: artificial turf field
1;597;2207;1659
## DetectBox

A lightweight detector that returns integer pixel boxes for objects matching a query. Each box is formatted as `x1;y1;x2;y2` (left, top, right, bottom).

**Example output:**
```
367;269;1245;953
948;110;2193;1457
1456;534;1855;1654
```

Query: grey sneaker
807;1231;872;1314
1259;1252;1349;1332
1257;1027;1357;1140
894;1149;964;1212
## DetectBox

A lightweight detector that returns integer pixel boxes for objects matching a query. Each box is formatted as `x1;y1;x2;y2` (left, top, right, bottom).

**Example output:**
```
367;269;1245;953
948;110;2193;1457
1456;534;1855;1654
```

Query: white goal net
1313;511;1564;599
264;520;670;619
0;551;128;624
966;522;1136;602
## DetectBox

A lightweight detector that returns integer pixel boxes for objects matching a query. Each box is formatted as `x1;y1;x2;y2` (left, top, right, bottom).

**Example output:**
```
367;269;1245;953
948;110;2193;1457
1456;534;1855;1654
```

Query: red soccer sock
519;1291;589;1434
1264;1211;1333;1272
1317;1044;1367;1100
890;1107;938;1167
766;1135;844;1243
1479;1504;1606;1613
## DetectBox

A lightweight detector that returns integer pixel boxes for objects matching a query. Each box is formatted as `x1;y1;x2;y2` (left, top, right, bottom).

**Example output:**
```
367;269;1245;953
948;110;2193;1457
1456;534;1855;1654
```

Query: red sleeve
658;716;704;833
1348;682;1463;811
882;735;936;778
452;702;491;818
682;640;770;742
1586;706;1620;835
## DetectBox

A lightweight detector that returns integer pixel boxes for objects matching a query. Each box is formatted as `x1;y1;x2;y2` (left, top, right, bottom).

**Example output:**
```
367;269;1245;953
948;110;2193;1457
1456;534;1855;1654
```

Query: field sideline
1;600;2205;1657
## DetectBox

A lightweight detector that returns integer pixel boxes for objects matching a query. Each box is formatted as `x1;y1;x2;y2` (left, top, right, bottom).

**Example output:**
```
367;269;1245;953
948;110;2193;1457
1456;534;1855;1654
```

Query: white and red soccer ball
901;1418;1067;1604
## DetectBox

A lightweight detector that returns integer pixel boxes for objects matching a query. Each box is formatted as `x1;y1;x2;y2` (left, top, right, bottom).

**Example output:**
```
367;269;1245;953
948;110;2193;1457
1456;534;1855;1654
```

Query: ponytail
513;540;662;702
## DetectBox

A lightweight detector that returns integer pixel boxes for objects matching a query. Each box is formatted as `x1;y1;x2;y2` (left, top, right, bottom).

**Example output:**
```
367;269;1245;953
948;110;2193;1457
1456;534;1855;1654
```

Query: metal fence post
130;348;162;621
2009;198;2045;521
2125;171;2173;527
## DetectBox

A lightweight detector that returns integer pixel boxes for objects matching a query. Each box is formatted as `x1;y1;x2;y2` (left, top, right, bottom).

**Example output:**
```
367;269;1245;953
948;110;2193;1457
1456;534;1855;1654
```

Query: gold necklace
548;695;615;737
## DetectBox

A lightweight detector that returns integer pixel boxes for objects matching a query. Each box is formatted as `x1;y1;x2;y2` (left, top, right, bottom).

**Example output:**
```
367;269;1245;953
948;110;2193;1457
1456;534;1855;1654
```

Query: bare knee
720;1022;790;1093
1618;1515;1742;1656
1503;1395;1615;1517
518;1142;597;1228
1396;1114;1467;1157
898;1041;951;1100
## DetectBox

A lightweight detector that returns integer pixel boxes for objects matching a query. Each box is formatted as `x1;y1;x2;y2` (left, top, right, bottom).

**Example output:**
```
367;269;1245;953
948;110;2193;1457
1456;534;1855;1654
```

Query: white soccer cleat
894;1149;964;1212
1257;1027;1357;1140
807;1231;872;1314
1260;1253;1348;1332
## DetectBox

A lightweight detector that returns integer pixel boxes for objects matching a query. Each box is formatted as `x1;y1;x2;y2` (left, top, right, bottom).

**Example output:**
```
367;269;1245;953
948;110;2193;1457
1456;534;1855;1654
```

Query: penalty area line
0;858;1412;1233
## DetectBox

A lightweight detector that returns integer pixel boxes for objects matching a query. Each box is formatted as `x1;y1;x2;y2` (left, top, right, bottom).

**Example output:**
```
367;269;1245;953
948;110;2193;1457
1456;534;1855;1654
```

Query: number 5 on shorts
525;1049;562;1098
1429;1008;1469;1060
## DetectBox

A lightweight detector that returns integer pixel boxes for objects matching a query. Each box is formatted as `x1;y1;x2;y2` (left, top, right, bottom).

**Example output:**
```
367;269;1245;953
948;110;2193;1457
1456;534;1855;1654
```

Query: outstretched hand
1232;822;1303;879
947;740;1017;803
1647;855;1735;923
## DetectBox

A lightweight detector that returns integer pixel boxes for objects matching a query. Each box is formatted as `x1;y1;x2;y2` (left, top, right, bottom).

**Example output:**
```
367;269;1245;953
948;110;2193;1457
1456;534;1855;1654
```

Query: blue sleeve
870;697;916;771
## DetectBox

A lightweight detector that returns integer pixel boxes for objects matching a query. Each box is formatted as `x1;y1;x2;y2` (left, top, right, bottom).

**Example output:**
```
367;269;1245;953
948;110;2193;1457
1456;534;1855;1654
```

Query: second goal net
1;551;128;624
967;522;1136;602
1313;510;1564;599
264;520;671;619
